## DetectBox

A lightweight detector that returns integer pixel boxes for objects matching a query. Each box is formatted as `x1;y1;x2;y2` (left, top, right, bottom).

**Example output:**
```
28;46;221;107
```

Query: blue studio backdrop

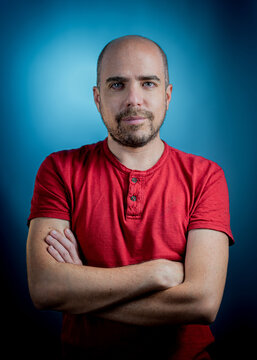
1;0;256;358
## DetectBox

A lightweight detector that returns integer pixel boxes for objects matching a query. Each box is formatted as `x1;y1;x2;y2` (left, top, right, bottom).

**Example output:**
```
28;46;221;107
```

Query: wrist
147;259;184;290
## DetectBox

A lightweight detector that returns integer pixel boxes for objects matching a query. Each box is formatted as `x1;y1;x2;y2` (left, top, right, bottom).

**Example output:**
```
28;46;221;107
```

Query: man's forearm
94;280;213;326
27;218;185;314
29;256;176;314
37;224;227;325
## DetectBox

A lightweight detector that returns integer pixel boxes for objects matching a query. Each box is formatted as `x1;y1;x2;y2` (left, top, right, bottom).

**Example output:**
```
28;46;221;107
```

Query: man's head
93;35;172;148
97;35;170;90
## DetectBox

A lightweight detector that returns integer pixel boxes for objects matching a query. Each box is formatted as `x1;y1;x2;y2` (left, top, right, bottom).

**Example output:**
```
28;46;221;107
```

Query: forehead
101;39;165;80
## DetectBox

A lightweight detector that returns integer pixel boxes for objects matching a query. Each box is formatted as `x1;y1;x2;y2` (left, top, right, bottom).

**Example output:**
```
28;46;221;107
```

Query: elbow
28;279;62;311
177;281;223;325
29;287;47;310
28;277;82;314
29;284;51;310
198;296;221;324
31;297;48;311
200;307;218;325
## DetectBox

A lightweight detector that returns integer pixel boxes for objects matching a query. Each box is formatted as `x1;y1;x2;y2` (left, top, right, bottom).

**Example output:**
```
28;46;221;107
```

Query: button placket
126;173;142;218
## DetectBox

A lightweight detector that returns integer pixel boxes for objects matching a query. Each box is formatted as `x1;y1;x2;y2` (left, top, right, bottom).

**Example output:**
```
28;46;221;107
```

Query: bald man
27;35;234;359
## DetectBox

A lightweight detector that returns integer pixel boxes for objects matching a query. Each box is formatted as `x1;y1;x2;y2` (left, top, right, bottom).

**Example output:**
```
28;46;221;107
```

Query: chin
110;131;159;148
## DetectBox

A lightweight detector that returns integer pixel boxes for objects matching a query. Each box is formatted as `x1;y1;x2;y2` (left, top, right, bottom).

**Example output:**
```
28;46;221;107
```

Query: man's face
93;39;172;147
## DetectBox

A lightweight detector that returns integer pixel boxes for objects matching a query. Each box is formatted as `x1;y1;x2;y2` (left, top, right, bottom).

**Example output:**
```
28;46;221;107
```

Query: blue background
1;0;256;358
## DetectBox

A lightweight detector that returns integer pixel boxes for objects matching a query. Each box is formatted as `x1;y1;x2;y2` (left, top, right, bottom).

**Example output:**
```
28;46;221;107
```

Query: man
26;35;234;359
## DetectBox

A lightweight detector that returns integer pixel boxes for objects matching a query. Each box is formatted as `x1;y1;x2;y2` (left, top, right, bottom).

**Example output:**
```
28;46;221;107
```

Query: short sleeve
188;166;234;245
27;153;71;225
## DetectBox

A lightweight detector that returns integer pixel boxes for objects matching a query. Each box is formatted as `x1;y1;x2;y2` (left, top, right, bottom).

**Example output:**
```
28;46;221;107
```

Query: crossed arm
26;217;229;326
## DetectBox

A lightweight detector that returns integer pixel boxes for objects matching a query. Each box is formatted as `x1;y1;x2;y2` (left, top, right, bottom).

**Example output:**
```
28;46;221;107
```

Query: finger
46;234;74;264
49;231;82;265
64;229;83;265
63;229;83;264
50;230;76;252
64;228;77;246
47;245;65;263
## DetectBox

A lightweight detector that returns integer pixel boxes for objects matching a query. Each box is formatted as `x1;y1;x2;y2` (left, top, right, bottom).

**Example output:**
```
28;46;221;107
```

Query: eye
110;82;124;90
143;81;156;88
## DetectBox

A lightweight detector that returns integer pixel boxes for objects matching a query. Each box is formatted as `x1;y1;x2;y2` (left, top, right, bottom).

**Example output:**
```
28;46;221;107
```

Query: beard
100;106;167;148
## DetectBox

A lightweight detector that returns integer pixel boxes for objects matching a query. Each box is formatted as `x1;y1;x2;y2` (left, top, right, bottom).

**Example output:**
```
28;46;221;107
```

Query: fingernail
51;230;57;235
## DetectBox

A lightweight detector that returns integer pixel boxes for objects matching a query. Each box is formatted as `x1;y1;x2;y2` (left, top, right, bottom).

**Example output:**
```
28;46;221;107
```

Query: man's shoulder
45;139;105;165
166;143;223;174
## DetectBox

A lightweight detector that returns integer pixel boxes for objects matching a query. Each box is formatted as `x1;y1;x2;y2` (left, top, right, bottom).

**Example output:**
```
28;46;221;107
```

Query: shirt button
131;177;138;183
130;195;137;201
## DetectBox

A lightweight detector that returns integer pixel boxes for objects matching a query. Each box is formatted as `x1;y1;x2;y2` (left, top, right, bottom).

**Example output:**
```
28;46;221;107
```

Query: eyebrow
105;75;161;84
138;75;161;83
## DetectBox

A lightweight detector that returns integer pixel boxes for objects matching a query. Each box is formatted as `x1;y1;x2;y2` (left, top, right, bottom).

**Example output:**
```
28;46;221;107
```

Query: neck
107;134;165;171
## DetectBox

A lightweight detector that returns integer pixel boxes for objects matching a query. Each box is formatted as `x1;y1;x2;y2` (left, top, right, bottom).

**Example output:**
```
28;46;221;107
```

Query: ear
165;84;173;110
93;86;101;112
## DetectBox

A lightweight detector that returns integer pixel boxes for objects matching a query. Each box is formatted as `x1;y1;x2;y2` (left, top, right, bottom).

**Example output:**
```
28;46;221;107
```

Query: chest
71;165;191;267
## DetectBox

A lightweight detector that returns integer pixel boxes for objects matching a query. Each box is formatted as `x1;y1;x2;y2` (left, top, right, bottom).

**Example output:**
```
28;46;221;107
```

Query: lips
122;116;146;125
116;108;154;123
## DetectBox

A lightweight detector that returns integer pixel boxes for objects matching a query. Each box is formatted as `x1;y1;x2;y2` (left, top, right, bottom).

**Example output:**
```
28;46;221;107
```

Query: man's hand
45;229;184;289
45;228;83;265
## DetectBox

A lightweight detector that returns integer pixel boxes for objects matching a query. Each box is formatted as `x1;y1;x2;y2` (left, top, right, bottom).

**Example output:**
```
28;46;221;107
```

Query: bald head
96;35;169;89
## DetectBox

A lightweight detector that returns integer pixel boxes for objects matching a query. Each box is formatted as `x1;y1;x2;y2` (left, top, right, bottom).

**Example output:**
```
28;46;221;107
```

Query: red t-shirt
28;138;234;359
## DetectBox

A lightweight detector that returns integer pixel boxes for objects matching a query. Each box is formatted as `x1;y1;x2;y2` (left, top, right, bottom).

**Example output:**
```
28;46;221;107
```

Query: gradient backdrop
1;0;256;358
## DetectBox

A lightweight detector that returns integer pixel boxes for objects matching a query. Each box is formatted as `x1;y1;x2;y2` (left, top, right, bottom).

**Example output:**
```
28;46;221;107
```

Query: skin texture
26;36;230;327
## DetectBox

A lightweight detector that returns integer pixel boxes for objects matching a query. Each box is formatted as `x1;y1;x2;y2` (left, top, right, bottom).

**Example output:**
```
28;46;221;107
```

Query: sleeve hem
27;212;70;226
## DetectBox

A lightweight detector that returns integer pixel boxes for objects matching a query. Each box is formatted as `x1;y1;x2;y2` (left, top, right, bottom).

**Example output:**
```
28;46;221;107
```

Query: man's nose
125;83;143;107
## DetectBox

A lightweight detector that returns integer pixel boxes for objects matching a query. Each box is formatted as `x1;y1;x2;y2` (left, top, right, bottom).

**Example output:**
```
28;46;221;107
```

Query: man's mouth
121;116;146;125
116;108;154;124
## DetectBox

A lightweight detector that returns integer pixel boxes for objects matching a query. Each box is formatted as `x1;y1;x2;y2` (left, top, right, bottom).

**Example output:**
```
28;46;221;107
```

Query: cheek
149;91;165;106
101;96;120;115
152;96;166;115
100;102;120;126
